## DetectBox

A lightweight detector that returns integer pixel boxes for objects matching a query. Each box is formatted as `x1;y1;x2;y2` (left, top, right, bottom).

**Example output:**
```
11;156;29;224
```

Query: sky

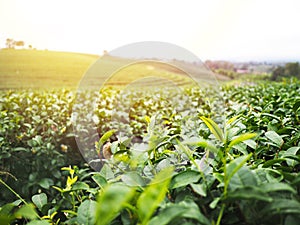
0;0;300;61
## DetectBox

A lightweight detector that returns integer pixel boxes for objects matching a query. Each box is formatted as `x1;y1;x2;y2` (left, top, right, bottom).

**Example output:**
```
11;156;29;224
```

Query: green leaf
209;197;220;209
32;193;47;211
137;167;173;225
0;151;11;159
229;166;257;190
99;130;115;146
26;220;51;225
147;115;156;135
15;204;38;220
190;183;207;197
149;200;210;225
285;146;300;155
261;113;281;121
38;178;53;189
92;174;107;189
95;183;135;225
12;147;28;152
0;201;20;215
12;199;22;206
200;116;224;142
228;133;257;149
182;137;218;154
232;142;248;155
0;202;18;224
120;210;132;225
243;139;257;149
170;170;201;189
148;205;188;225
259;183;296;194
261;199;300;216
265;131;284;148
226;154;252;183
77;200;97;225
99;164;114;180
282;147;300;167
263;158;286;168
121;172;146;187
71;181;90;191
0;215;14;225
177;200;211;225
226;186;272;202
293;100;300;112
52;186;64;193
96;130;115;154
226;115;241;126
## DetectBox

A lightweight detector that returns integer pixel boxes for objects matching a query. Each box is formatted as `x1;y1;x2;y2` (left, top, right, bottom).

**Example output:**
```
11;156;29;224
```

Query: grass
0;49;229;90
0;49;99;89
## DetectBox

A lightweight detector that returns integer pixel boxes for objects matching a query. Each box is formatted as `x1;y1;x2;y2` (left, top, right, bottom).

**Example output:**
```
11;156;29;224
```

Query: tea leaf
226;186;272;202
261;199;300;216
259;182;296;194
26;221;51;225
77;200;97;225
200;116;224;142
293;100;300;112
95;183;135;225
121;172;146;187
265;131;284;148
228;133;257;149
226;154;252;183
170;170;201;189
92;174;107;189
32;193;47;211
15;204;38;220
137;167;173;225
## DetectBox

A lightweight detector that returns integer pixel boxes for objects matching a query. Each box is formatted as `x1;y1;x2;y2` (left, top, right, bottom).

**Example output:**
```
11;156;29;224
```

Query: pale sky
1;0;300;61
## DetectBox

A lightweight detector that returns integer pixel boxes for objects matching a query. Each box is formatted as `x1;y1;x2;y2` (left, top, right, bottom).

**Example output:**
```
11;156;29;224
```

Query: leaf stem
216;203;226;225
0;178;27;205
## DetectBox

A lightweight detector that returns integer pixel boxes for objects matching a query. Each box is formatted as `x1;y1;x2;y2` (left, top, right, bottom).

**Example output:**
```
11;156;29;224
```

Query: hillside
0;49;229;90
0;49;99;89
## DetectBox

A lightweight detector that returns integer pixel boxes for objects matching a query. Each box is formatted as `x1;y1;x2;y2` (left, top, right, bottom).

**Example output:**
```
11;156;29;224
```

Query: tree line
4;38;32;49
271;62;300;81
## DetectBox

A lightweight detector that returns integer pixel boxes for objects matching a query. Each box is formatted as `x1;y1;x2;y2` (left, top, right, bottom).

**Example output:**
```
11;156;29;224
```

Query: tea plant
1;80;300;224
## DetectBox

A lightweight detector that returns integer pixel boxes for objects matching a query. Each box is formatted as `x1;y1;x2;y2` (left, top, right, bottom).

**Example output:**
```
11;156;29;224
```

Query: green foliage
31;193;47;211
1;80;300;224
137;167;173;225
77;200;97;225
285;62;300;77
95;183;135;225
271;62;300;81
0;90;81;203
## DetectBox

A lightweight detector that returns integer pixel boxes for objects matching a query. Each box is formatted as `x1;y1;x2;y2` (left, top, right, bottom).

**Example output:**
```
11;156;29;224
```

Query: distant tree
15;41;25;48
5;38;15;49
284;62;299;77
271;66;285;81
28;44;32;49
215;69;235;79
271;62;300;81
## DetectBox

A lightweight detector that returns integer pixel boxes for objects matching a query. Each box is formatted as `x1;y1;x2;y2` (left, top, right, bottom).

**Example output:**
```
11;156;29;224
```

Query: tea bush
0;90;82;203
1;80;300;224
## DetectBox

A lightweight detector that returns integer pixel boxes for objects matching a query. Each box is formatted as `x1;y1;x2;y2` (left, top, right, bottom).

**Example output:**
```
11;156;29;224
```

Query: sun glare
0;0;300;60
